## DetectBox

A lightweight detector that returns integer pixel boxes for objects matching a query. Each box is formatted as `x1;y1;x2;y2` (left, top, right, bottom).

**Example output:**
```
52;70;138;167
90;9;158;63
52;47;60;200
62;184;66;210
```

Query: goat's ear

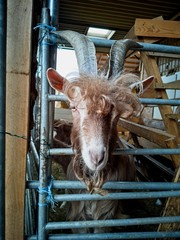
129;76;154;96
46;68;67;92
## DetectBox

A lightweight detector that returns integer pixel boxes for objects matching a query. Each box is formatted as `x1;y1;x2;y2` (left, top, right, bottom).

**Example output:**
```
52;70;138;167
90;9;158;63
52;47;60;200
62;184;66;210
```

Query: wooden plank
124;26;136;40
124;16;164;41
155;80;180;90
135;19;180;38
166;114;180;120
140;52;180;166
6;1;32;239
147;52;180;59
118;118;175;148
140;52;180;140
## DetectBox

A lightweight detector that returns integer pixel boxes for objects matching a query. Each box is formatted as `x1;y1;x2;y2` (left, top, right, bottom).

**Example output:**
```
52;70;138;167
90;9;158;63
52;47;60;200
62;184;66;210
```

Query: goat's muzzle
89;148;105;167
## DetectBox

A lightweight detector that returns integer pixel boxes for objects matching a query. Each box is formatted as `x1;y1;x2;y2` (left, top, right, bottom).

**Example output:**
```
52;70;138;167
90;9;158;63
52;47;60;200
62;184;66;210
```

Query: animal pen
1;1;180;240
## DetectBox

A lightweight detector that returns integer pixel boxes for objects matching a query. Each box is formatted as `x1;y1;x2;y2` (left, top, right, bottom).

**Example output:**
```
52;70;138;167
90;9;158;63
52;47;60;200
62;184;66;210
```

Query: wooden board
140;52;180;167
124;16;164;42
118;118;176;148
5;1;32;239
135;19;180;38
140;52;180;140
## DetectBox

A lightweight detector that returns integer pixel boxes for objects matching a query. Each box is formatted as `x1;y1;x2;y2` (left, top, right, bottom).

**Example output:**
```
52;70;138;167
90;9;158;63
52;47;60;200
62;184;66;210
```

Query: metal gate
25;4;180;240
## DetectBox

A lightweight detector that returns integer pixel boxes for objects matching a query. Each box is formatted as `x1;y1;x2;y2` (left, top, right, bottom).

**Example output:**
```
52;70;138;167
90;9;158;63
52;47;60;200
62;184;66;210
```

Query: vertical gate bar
48;0;58;174
0;1;6;239
37;7;50;240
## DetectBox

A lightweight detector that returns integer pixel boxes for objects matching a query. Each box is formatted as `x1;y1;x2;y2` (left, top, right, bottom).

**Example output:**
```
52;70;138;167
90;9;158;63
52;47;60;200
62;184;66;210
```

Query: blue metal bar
48;0;59;28
48;94;180;106
46;216;180;230
54;190;180;202
27;180;180;190
140;98;180;105
114;148;180;155
48;94;68;102
27;231;180;239
51;32;180;54
91;38;180;55
48;147;180;156
0;1;6;239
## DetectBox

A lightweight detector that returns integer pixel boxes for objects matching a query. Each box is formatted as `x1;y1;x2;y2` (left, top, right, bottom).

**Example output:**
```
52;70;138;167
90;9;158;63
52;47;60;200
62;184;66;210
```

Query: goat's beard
72;153;110;195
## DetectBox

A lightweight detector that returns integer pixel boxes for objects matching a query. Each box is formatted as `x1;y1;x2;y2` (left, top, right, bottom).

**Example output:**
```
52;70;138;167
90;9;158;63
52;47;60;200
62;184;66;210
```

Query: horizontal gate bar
51;33;180;54
27;231;180;239
54;190;180;202
27;180;180;190
46;216;180;230
48;94;180;106
48;148;180;156
140;98;180;105
92;38;180;55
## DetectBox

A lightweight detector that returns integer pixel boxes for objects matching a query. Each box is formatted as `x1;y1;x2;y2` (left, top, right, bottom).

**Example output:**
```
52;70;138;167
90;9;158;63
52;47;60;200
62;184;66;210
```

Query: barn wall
5;0;33;239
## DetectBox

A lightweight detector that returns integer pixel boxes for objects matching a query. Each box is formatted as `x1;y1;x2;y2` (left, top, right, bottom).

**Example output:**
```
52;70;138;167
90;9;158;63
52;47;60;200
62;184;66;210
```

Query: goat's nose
89;149;105;166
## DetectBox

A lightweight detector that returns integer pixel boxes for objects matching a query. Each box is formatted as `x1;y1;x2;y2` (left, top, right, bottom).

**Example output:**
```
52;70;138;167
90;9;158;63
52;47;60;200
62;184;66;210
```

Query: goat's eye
70;107;77;112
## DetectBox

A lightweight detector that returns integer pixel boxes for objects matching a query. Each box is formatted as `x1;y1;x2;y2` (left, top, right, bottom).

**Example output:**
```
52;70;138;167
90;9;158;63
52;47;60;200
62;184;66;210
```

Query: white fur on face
72;101;108;171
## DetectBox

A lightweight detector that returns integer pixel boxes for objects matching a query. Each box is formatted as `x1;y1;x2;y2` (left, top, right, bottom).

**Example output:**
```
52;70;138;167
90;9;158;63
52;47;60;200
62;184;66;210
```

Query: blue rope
34;23;56;32
38;177;56;209
34;23;57;46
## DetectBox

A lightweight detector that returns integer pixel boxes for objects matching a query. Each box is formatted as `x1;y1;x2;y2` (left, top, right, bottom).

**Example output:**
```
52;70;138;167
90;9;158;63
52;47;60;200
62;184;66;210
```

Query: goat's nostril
89;150;105;166
98;155;104;165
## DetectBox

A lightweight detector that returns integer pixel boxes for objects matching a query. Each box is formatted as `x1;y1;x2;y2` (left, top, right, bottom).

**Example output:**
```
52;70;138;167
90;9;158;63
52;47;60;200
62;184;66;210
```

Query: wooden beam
124;26;136;40
155;80;180;90
118;118;175;148
147;52;180;59
166;114;180;120
6;1;32;239
140;52;180;140
135;19;180;38
124;16;164;42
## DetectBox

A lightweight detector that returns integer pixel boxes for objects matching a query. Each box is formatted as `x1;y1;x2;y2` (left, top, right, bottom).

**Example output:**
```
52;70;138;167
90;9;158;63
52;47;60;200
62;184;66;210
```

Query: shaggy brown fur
62;74;139;192
53;119;136;233
52;74;140;233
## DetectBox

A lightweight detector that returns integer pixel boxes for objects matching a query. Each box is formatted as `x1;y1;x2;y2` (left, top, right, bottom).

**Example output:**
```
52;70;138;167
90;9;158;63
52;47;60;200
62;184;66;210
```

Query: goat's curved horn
53;30;97;75
107;39;142;80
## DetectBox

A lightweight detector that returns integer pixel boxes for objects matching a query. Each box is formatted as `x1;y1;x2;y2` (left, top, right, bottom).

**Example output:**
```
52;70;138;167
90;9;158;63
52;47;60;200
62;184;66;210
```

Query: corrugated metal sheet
57;0;180;71
57;0;180;40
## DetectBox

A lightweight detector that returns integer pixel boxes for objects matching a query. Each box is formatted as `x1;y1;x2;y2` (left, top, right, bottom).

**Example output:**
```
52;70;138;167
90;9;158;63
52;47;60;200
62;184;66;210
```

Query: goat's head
47;31;154;173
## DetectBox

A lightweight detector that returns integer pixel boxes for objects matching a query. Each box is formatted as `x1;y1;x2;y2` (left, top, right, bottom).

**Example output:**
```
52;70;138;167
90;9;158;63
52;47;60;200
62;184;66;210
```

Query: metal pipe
48;94;180;106
27;180;180;190
27;231;180;239
48;0;59;27
46;216;180;230
48;147;180;156
50;33;180;54
0;1;6;239
54;190;180;202
140;98;180;105
30;139;39;166
38;7;51;240
48;0;59;187
91;38;180;55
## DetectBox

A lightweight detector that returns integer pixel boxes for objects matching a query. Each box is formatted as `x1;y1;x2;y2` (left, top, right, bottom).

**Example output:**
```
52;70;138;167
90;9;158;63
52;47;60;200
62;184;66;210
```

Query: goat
47;30;154;233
